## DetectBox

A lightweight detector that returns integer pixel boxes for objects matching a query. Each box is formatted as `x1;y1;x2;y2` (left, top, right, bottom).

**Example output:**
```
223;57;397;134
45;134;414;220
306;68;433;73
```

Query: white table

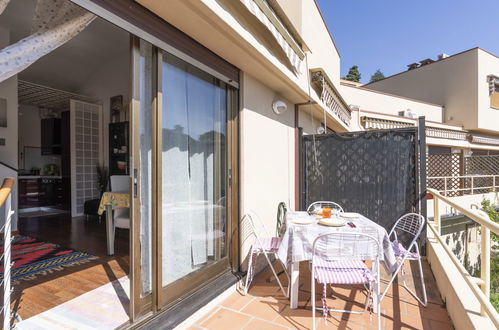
277;211;396;310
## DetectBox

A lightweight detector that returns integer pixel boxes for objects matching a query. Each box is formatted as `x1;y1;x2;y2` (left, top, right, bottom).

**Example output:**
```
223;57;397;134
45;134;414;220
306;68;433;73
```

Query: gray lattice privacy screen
302;128;418;233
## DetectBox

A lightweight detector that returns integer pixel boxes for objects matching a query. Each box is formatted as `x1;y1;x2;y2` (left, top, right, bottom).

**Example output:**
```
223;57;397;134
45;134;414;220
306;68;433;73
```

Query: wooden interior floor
12;214;129;320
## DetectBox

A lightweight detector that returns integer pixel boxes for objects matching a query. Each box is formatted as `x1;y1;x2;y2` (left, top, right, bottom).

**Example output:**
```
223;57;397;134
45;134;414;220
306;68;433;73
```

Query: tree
370;69;385;82
342;65;361;82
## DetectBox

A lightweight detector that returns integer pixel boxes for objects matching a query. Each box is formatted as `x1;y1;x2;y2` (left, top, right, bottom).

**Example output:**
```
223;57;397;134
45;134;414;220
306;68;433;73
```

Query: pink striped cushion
252;237;282;253
313;259;374;285
392;240;419;259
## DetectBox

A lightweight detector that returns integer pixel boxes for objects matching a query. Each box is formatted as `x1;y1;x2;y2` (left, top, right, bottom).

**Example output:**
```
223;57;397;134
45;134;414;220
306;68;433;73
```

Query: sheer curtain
161;54;227;286
0;0;95;82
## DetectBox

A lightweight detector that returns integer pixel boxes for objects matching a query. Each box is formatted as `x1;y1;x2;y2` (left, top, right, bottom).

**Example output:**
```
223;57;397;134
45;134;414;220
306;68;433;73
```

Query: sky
316;0;499;83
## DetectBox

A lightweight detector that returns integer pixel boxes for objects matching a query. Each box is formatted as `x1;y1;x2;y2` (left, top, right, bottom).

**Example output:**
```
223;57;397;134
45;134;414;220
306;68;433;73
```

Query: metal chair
380;213;427;306
109;175;130;243
241;211;289;297
307;201;344;213
311;232;381;330
276;202;287;237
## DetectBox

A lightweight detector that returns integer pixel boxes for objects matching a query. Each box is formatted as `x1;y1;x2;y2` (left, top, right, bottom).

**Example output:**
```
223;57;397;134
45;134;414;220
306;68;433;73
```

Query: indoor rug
0;236;97;282
16;276;130;330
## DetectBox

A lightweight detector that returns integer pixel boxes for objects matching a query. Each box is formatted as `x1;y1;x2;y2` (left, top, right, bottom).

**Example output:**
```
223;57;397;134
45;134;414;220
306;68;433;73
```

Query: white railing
427;174;499;196
0;178;14;330
429;188;499;327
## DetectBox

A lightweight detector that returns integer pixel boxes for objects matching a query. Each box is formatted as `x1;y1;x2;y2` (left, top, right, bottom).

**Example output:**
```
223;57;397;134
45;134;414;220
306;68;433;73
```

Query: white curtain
161;54;226;286
0;0;95;82
0;0;10;15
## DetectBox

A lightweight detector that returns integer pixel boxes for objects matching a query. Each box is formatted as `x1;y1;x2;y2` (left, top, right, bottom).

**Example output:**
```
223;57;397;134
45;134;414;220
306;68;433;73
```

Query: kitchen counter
18;175;62;179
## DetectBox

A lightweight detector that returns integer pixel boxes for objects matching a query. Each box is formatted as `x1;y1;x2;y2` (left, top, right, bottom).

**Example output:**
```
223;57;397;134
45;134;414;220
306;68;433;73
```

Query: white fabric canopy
0;0;95;82
0;0;10;15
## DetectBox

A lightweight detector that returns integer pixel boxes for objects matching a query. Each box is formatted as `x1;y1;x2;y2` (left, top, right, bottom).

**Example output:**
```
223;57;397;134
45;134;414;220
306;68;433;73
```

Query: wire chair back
389;213;425;248
312;230;381;263
307;201;344;213
242;210;272;241
276;202;287;237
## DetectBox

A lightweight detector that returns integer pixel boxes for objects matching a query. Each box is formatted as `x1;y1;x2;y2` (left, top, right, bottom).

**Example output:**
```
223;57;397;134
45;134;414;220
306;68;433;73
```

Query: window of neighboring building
487;75;499;109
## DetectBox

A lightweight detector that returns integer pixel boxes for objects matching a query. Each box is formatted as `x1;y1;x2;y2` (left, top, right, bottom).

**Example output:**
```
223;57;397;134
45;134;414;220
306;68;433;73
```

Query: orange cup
322;207;332;218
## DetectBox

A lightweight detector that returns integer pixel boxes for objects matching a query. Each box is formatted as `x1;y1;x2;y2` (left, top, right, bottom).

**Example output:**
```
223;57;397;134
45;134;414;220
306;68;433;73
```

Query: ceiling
0;0;129;94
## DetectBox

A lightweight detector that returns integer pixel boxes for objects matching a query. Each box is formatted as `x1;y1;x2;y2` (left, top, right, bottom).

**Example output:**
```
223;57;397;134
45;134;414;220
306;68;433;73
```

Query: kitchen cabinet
41;118;61;155
19;177;63;209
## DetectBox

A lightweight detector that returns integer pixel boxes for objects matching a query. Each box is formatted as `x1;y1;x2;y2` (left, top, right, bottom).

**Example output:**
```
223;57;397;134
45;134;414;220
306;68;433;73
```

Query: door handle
133;168;138;198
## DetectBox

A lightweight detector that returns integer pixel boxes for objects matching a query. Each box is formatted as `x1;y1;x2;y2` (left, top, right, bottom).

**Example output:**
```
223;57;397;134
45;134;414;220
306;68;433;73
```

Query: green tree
342;65;361;82
370;69;385;82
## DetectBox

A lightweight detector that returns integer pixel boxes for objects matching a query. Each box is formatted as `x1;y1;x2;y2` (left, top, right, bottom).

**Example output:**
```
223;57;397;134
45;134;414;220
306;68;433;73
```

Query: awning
426;127;468;140
469;134;499;146
362;117;469;140
240;0;304;73
311;69;351;126
361;117;412;130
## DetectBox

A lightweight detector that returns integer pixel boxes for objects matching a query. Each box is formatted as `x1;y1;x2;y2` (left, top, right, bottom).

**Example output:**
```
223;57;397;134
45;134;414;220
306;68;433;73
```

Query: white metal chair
241;211;289;297
307;201;344;213
380;213;427;306
311;232;382;330
110;175;130;234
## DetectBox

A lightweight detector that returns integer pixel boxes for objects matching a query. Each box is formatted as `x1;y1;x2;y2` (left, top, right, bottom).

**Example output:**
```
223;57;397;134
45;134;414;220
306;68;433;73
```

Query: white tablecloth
277;211;397;273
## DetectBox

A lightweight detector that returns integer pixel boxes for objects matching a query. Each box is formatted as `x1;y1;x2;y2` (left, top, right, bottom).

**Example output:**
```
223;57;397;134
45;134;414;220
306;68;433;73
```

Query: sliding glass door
157;52;231;308
131;38;238;315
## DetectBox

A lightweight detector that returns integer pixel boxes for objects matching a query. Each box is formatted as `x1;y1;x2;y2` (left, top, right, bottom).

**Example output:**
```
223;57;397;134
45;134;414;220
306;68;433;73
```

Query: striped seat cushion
313;259;374;285
252;237;282;253
392;240;419;259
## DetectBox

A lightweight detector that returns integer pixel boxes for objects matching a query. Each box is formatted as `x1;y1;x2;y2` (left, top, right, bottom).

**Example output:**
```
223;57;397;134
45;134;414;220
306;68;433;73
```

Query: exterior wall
366;49;480;130
135;0;348;131
339;83;444;124
477;50;499;133
300;0;341;89
274;0;302;35
239;73;296;268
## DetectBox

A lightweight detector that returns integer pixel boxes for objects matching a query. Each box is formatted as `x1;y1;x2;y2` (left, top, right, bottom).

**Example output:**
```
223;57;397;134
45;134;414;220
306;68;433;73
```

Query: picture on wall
0;98;7;127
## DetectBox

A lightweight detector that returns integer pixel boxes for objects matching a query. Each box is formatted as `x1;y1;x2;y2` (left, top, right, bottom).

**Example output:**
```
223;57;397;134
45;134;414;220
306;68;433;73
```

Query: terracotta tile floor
190;259;453;329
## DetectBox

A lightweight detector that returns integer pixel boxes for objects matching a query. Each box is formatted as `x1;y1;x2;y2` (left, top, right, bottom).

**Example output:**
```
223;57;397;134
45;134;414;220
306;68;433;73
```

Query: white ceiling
0;0;129;93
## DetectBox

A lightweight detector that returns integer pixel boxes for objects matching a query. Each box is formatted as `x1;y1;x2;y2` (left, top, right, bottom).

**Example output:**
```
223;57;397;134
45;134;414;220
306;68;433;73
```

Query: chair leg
312;269;316;330
261;250;287;297
402;257;428;307
244;249;254;296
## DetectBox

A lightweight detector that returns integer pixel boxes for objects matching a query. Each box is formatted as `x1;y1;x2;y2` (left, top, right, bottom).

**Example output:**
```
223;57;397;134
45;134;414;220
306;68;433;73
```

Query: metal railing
428;188;499;327
0;178;14;329
427;174;499;196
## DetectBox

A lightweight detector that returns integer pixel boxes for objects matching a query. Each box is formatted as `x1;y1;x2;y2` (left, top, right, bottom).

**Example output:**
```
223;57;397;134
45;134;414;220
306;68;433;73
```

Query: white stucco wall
477;49;499;134
366;49;480;130
239;73;296;268
339;83;444;123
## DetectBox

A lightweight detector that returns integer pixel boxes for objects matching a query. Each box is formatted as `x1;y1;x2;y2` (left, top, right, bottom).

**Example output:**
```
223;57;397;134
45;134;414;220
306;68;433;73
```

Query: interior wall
239;72;295;269
0;27;18;230
77;46;130;169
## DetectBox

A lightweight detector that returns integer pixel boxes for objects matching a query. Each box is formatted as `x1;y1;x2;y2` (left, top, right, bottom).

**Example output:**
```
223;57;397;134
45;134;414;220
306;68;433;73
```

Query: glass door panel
158;52;229;307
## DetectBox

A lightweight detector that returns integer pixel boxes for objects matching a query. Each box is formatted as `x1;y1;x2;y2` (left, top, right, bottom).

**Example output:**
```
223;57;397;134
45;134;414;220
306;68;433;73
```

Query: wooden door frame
130;36;158;321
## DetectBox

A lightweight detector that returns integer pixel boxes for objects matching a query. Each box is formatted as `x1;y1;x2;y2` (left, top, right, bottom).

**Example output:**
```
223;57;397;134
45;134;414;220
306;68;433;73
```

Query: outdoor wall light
316;126;326;134
272;99;287;115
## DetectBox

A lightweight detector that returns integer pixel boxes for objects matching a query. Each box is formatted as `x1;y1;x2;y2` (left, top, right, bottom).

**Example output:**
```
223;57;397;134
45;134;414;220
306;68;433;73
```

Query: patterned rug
0;237;98;282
